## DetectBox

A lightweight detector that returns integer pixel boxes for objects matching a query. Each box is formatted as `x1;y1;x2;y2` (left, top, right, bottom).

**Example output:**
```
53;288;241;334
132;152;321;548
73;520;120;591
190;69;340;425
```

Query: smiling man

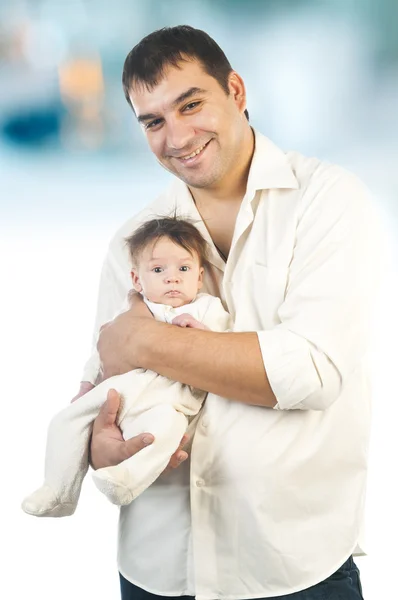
79;25;376;600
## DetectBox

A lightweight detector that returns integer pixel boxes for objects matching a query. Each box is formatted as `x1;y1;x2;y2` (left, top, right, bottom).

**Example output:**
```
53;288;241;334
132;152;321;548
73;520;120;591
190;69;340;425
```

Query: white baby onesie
22;293;231;518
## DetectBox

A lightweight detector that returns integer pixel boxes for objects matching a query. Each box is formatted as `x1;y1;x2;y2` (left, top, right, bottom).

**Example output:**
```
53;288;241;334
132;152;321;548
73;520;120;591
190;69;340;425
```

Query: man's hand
127;288;146;309
98;293;154;379
172;314;209;330
90;388;188;470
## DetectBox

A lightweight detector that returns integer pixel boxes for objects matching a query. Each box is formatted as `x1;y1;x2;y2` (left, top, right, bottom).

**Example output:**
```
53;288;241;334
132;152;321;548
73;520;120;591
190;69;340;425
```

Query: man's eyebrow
171;87;206;108
137;112;159;124
137;87;206;123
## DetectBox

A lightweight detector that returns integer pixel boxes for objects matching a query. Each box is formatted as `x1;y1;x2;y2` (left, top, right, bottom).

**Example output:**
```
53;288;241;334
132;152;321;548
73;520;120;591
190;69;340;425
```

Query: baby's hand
71;381;95;403
172;313;209;330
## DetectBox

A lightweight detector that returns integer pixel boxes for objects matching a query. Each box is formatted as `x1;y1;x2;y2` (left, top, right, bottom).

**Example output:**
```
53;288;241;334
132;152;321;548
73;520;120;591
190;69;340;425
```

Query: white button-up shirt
85;132;377;598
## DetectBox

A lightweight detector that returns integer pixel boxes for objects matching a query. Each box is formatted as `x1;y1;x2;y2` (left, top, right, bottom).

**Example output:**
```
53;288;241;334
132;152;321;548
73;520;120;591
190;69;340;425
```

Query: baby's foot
92;466;136;506
22;484;76;517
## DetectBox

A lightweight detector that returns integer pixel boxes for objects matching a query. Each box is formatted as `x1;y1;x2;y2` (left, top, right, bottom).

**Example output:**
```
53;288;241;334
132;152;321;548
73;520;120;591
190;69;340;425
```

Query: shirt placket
189;404;219;598
189;196;257;598
222;193;257;316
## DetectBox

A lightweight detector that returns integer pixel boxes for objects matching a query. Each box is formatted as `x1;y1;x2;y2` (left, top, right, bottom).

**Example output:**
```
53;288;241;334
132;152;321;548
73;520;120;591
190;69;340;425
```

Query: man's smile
171;140;211;165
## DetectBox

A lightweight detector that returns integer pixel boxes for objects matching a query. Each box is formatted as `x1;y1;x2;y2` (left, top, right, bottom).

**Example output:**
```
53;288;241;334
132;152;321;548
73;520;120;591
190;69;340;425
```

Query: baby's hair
125;215;210;268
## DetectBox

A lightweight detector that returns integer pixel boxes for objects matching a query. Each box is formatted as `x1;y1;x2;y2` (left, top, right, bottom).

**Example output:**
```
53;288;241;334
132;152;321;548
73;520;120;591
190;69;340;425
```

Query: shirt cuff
257;328;321;410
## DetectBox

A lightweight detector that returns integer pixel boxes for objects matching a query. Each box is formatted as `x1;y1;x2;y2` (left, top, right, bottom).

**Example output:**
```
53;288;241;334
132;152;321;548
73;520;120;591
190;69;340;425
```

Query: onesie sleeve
200;296;233;332
80;350;101;385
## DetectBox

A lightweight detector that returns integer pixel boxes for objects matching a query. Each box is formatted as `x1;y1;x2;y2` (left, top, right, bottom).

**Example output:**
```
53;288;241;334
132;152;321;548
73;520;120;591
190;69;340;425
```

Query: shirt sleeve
257;171;380;411
79;223;136;383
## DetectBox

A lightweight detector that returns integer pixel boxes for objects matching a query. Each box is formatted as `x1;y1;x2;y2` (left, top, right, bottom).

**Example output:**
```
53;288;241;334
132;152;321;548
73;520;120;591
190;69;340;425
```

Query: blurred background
1;1;397;599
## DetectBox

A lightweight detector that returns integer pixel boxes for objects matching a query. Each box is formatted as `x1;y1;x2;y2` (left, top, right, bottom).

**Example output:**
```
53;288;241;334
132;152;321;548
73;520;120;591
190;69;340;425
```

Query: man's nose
166;117;195;153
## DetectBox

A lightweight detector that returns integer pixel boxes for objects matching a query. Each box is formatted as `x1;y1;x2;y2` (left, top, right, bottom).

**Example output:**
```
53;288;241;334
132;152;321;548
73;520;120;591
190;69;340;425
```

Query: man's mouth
175;140;210;162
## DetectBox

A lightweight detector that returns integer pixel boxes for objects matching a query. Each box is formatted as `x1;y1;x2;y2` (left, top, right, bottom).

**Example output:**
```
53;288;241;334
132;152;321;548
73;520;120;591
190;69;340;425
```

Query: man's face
128;59;247;189
131;236;204;308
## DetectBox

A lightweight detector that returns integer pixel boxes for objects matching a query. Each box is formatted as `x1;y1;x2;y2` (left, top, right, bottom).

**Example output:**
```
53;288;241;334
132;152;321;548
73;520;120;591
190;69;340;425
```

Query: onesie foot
92;466;137;506
21;484;76;517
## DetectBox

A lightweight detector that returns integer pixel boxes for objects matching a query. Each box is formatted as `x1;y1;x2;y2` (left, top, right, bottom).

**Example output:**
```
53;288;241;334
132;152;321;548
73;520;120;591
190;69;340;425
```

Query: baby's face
131;236;204;308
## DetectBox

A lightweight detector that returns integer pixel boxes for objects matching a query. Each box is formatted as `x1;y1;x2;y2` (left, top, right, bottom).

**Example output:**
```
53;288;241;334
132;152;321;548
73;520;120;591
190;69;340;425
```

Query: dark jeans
119;556;364;600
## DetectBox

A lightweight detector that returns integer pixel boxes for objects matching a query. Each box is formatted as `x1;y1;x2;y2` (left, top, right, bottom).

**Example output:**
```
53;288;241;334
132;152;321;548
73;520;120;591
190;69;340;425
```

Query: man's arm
98;173;378;412
142;324;277;407
98;314;277;407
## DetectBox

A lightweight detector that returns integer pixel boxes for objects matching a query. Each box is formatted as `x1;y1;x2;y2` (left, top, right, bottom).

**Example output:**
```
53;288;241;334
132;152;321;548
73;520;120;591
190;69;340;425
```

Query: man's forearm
138;322;277;408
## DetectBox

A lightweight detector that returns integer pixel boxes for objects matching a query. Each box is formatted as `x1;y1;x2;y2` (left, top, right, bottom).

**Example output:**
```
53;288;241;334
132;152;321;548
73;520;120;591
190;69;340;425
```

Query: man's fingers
121;433;154;461
99;321;111;333
165;434;190;471
94;389;121;431
167;450;188;470
177;434;189;450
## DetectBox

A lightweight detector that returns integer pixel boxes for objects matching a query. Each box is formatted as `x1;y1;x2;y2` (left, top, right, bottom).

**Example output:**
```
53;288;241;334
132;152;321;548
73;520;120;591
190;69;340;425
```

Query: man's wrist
135;318;165;370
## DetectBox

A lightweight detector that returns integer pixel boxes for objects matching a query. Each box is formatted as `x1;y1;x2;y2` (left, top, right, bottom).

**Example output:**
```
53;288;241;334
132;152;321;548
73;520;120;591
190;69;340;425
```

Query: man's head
122;25;252;190
125;216;209;307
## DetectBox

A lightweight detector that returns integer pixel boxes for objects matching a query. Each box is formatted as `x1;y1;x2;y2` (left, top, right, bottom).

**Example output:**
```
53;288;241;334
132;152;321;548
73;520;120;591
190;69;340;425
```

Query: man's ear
228;70;247;115
197;266;204;290
131;268;143;292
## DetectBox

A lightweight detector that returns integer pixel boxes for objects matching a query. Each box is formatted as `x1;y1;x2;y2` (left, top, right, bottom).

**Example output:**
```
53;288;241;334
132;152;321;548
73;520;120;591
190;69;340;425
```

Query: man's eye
153;267;163;273
180;266;189;272
183;101;200;112
145;118;162;130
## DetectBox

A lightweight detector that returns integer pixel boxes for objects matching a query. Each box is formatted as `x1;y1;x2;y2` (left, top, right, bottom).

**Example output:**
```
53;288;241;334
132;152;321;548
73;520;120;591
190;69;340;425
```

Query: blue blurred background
1;0;398;228
1;1;397;599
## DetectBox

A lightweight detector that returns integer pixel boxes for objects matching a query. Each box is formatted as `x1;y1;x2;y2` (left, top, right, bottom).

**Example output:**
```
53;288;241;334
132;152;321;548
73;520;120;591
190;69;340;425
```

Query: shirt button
201;416;209;428
195;479;205;488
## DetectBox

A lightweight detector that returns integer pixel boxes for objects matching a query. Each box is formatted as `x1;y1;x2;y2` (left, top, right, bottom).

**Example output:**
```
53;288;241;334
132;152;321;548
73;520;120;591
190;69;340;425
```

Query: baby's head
125;217;209;308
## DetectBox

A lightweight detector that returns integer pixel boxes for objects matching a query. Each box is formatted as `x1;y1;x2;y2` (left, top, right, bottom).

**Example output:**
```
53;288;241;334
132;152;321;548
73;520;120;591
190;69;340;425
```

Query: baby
22;217;231;518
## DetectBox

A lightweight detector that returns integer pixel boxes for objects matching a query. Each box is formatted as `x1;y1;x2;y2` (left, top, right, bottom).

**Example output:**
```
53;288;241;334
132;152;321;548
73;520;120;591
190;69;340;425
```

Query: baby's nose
165;272;181;283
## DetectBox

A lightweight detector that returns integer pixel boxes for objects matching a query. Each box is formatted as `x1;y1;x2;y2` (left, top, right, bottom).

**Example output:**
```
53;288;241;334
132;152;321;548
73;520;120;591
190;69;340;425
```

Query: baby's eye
153;267;163;273
180;266;189;272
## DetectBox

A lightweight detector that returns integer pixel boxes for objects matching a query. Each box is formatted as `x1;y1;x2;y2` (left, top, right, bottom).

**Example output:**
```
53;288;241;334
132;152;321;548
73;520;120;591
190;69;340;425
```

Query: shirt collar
172;129;298;204
169;130;299;270
245;130;299;198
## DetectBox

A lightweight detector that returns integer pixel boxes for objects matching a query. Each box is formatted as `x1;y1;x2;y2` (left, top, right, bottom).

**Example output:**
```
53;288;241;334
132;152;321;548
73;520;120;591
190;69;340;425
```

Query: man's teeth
181;143;206;160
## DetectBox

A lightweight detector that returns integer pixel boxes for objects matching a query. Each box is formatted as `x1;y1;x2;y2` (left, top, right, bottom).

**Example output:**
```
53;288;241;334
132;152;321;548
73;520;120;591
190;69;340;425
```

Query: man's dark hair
125;216;210;267
122;25;249;120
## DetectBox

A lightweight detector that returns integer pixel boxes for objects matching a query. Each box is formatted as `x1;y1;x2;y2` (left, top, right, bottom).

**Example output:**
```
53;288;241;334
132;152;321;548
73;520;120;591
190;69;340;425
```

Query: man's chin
160;160;219;189
182;173;221;190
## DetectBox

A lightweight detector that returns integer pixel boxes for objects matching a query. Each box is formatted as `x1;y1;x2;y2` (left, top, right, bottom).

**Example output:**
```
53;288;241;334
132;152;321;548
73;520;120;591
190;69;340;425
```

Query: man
80;25;375;599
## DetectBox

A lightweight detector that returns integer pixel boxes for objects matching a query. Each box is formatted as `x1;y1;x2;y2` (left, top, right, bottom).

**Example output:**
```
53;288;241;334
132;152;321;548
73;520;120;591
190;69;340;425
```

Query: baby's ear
130;269;142;292
197;266;204;289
